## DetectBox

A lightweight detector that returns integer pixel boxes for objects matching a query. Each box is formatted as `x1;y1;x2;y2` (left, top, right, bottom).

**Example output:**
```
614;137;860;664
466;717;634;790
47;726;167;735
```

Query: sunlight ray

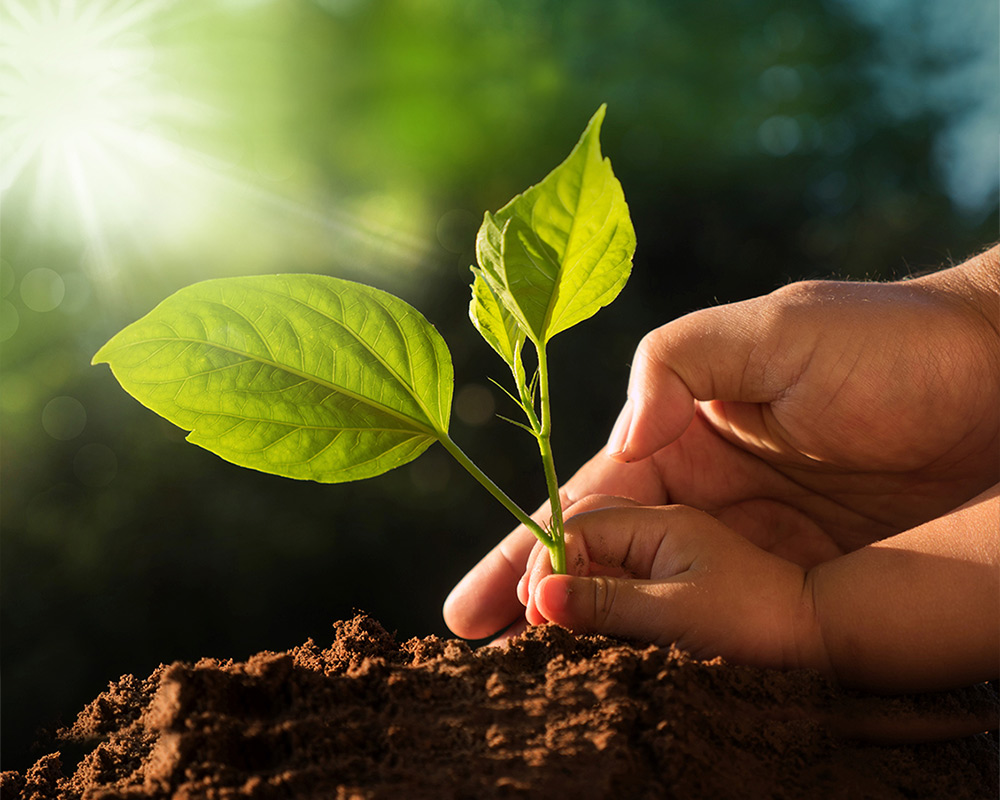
64;137;115;278
1;0;436;291
0;127;42;190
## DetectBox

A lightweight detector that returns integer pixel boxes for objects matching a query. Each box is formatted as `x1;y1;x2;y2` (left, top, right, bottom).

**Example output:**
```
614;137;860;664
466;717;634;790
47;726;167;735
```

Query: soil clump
3;614;997;799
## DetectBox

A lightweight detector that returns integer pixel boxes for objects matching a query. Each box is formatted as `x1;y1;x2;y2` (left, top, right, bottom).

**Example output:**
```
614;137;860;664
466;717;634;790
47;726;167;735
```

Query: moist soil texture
2;615;997;799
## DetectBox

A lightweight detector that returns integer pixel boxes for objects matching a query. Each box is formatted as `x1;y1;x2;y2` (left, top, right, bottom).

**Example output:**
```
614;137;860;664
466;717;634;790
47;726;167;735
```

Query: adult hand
445;249;1000;640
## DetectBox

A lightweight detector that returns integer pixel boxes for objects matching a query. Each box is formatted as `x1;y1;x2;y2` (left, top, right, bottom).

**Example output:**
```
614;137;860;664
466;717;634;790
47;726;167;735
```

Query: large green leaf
93;274;453;483
473;104;635;346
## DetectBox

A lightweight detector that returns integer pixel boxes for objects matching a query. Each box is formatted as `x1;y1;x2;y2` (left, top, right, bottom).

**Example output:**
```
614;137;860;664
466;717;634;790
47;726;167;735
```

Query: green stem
438;434;553;549
535;344;567;574
516;367;541;434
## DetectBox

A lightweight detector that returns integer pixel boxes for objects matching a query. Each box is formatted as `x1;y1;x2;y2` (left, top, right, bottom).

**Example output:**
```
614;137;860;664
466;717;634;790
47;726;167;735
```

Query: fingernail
537;575;571;620
606;399;633;457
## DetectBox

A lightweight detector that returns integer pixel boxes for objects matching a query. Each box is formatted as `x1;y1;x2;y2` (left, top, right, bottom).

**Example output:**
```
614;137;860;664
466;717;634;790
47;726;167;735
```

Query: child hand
517;495;825;672
518;485;999;692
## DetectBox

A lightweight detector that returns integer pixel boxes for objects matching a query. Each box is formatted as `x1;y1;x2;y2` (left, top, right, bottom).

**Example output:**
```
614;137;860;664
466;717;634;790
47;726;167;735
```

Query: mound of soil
3;615;997;799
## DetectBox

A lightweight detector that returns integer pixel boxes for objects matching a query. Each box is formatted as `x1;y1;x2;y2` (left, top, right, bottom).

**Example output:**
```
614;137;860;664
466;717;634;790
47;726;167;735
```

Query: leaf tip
585;103;608;139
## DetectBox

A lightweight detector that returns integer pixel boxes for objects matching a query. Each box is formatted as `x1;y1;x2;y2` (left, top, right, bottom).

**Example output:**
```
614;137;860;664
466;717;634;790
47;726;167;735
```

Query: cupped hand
611;275;999;536
518;496;825;671
445;257;999;640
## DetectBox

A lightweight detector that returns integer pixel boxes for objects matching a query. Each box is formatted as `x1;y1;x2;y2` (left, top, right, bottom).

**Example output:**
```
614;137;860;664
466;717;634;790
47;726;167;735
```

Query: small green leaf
494;414;537;436
474;104;635;346
469;266;526;386
93;274;453;483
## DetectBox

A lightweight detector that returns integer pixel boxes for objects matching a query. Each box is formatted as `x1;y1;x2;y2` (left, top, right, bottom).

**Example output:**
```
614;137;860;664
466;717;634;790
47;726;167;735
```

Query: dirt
2;615;997;799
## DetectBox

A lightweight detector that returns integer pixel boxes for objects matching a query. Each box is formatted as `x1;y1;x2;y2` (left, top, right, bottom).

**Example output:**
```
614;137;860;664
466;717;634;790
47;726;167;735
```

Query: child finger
562;504;723;579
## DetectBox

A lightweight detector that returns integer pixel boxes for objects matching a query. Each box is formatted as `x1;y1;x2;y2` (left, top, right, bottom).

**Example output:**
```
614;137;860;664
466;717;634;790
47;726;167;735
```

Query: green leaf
469;266;526;386
474;104;636;345
93;274;453;483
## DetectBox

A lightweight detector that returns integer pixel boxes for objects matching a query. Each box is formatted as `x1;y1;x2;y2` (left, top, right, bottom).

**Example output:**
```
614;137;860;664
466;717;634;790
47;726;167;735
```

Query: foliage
93;275;454;483
93;108;635;572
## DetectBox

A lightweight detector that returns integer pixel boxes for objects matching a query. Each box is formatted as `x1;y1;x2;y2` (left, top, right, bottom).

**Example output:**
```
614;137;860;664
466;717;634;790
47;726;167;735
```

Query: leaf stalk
438;435;554;550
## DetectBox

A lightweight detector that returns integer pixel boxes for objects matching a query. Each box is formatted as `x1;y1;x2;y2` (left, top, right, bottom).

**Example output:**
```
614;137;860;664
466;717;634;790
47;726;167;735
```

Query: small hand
517;496;825;671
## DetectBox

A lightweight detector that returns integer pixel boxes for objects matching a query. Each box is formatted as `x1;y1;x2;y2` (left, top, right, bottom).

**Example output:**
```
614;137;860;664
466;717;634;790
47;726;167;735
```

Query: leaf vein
118;335;439;438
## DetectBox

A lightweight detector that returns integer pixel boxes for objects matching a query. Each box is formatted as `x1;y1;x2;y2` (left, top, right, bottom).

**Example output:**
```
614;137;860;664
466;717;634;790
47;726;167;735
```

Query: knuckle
662;503;713;522
564;494;622;518
769;279;832;312
633;328;668;367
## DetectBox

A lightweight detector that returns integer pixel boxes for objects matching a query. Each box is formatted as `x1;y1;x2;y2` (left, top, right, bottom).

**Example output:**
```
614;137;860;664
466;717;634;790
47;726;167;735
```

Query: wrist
908;244;999;338
793;486;1000;691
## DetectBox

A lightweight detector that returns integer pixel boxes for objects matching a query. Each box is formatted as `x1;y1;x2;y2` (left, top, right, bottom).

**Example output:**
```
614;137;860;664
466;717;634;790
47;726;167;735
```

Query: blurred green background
2;0;996;770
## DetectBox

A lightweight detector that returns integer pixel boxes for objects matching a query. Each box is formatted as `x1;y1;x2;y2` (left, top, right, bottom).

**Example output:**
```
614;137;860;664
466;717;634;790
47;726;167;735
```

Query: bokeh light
19;267;65;311
41;395;87;440
73;441;119;487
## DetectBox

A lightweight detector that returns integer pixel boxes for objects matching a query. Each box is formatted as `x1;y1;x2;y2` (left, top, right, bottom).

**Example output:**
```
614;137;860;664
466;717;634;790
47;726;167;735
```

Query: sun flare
1;1;200;274
1;0;432;289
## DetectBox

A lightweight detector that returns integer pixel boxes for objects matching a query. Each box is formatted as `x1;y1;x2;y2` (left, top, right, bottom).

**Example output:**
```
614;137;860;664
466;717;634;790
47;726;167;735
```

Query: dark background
2;0;997;770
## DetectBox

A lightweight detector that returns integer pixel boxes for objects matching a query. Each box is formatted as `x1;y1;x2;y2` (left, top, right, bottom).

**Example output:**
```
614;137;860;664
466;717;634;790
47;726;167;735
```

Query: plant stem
438;434;554;549
534;344;567;574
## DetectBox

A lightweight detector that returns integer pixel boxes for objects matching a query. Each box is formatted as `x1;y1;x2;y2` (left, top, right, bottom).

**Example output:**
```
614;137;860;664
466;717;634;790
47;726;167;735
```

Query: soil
2;615;997;800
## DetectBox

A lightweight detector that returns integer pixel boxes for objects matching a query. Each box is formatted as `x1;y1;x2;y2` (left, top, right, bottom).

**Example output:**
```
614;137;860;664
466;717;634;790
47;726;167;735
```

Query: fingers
534;573;682;645
519;495;643;624
443;524;537;639
608;293;812;463
444;451;668;640
522;504;812;664
560;504;712;579
522;503;711;626
533;505;714;643
443;485;634;638
442;488;616;639
605;336;696;462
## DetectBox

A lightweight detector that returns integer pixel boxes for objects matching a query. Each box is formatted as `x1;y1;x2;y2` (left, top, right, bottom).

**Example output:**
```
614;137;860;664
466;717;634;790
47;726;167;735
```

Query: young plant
93;105;635;575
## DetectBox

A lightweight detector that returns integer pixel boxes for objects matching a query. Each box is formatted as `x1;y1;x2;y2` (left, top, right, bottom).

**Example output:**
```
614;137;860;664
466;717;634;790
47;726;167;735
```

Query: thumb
605;357;694;463
609;295;804;462
534;573;675;644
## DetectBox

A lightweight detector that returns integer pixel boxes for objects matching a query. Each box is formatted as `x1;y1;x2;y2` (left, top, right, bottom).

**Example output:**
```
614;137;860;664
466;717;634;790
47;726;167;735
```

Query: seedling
93;105;636;575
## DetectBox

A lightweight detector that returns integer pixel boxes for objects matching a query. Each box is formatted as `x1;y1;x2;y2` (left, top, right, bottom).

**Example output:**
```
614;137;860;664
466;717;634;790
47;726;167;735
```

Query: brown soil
2;615;997;799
